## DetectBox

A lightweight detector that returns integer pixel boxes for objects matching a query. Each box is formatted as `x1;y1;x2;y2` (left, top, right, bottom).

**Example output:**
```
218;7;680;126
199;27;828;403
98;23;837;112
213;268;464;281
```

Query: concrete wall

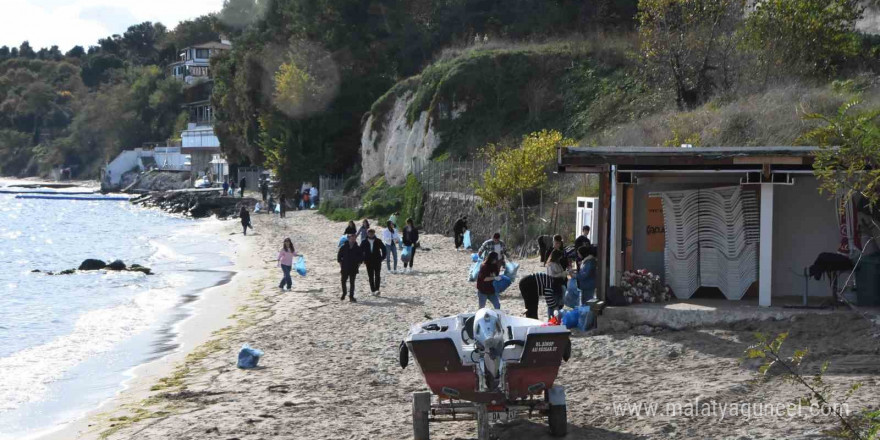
629;175;838;298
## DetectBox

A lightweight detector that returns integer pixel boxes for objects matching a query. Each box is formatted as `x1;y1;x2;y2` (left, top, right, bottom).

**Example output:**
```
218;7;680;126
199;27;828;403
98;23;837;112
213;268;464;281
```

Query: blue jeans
385;244;398;271
280;264;292;289
478;291;501;309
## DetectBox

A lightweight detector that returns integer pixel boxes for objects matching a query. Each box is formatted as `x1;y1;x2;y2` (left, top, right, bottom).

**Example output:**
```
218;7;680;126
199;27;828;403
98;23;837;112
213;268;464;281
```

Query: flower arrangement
620;270;673;304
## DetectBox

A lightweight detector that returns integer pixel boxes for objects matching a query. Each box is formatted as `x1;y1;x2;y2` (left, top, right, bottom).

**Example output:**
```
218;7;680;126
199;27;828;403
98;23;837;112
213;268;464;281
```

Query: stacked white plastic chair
660;186;759;300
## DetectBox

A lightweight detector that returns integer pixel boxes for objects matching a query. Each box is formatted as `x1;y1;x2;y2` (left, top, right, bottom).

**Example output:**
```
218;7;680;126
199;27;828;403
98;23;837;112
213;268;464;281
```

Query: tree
218;0;265;31
19;41;36;59
475;130;575;246
800;100;880;213
743;0;863;80
638;0;745;109
122;22;167;65
65;46;86;59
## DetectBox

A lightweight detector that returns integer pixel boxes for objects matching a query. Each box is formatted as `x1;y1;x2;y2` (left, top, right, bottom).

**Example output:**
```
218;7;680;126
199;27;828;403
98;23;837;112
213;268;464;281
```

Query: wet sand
56;210;880;440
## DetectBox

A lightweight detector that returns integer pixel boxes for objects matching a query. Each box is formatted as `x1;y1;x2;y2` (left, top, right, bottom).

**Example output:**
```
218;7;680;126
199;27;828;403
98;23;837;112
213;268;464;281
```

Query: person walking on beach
477;232;509;264
401;218;419;273
277;238;300;290
302;190;310;209
344;220;357;235
476;251;502;309
260;180;269;202
576;246;597;304
357;219;370;242
292;188;301;211
360;228;387;296
239;176;246;198
309;186;318;207
338;232;363;302
382;221;400;273
230;179;236;197
222;179;229;196
278;193;287;218
453;215;468;250
239;206;251;235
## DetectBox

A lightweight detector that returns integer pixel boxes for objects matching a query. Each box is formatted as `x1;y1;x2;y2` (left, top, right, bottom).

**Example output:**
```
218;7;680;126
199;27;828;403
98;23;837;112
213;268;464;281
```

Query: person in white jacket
382;220;401;273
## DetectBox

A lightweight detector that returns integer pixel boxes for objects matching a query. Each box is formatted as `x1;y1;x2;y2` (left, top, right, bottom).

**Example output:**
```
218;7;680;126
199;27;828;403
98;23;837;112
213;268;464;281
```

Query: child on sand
476;252;502;309
277;238;300;290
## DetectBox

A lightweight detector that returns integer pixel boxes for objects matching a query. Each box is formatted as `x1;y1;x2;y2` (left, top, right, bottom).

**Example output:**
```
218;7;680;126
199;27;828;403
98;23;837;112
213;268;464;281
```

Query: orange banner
646;197;665;252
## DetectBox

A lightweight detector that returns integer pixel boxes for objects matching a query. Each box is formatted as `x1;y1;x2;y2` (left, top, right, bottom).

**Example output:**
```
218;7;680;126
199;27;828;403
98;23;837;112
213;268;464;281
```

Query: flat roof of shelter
558;146;829;171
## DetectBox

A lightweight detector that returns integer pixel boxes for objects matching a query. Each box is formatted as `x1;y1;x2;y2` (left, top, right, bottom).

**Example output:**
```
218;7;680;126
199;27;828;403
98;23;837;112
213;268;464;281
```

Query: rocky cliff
360;91;443;186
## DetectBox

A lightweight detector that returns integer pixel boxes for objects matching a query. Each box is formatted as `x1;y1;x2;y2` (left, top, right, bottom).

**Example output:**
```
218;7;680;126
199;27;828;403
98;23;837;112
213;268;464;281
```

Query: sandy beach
50;210;880;440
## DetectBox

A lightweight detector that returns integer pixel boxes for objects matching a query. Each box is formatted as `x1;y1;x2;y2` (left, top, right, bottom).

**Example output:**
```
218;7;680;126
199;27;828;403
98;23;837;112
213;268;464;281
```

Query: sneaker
349;297;357;303
376;290;381;297
340;293;347;301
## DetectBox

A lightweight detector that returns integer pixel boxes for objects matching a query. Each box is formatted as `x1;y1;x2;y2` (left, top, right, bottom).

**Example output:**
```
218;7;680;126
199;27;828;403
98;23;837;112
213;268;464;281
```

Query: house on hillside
169;39;232;183
558;146;878;308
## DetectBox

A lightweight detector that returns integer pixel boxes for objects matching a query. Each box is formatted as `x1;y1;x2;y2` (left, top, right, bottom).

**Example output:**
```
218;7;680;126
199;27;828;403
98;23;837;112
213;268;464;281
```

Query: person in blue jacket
576;246;597;304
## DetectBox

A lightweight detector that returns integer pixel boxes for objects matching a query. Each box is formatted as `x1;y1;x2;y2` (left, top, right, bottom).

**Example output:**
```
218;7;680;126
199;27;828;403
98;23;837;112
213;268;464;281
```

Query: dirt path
95;210;880;440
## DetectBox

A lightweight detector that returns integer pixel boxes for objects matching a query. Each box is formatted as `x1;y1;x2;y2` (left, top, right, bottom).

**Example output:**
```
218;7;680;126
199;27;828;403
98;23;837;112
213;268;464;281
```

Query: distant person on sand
357;219;370;242
360;228;387;296
240;177;246;198
239;206;251;235
277;238;300;291
222;179;229;196
310;186;318;207
453;215;468;250
230;180;236;197
278;193;287;218
478;232;508;264
476;251;502;309
551;235;572;269
292;188;301;211
337;232;363;302
260;180;269;202
302;191;310;209
382;221;400;273
402;218;419;273
519;272;562;319
344;220;357;235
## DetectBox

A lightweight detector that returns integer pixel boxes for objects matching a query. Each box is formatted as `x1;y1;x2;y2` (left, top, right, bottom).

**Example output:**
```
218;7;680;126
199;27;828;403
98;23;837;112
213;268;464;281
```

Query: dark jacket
239;209;250;225
402;225;419;246
337;242;364;274
360;238;387;266
344;225;357;235
453;218;467;234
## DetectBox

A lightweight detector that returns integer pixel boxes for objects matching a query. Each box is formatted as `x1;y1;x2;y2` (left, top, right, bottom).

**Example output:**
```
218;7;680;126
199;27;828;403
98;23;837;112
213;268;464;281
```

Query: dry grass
588;76;880;147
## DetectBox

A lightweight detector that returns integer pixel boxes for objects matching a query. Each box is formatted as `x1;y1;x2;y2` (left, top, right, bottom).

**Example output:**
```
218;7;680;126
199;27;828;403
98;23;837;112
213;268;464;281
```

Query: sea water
0;181;233;439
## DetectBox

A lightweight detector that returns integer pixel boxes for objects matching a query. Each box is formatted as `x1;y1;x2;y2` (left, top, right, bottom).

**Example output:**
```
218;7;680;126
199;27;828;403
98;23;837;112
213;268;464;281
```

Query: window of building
196;49;210;59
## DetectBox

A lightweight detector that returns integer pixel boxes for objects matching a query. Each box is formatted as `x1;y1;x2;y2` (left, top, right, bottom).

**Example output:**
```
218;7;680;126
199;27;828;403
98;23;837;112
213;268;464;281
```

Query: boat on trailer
399;309;571;439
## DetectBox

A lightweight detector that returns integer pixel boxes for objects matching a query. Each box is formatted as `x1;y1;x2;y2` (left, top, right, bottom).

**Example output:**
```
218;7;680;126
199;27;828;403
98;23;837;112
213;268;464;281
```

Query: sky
0;0;225;51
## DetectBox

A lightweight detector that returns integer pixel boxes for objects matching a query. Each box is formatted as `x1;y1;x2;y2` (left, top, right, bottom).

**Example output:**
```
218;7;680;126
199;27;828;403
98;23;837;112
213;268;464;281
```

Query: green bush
318;200;359;222
401;173;425;225
360;177;403;220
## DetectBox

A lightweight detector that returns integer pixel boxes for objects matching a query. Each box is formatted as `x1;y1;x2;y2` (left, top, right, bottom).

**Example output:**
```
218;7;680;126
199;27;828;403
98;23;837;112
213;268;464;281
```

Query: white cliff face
360;92;441;186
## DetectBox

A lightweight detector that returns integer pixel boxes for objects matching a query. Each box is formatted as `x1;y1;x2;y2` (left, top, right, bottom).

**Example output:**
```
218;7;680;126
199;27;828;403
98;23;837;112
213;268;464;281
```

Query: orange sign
646;197;665;252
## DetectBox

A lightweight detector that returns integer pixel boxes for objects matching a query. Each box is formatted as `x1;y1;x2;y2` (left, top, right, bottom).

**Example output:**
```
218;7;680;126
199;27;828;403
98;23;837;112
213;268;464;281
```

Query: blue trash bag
237;344;264;369
338;235;348;248
275;203;281;213
468;260;481;282
471;253;480;262
493;275;512;294
563;279;581;308
463;230;472;249
295;255;307;276
401;245;413;262
577;305;595;331
561;309;580;329
504;261;520;280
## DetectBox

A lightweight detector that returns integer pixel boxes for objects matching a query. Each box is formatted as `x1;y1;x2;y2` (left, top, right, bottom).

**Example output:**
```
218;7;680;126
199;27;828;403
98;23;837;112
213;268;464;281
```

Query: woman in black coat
239;206;251;235
401;218;419;273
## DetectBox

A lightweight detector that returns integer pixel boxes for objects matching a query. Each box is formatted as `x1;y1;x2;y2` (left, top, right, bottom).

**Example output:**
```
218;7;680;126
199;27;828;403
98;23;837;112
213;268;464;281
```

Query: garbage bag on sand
563;279;581;308
504;261;520;280
295;256;307;276
471;253;480;263
463;230;472;249
275;203;281;213
401;245;413;262
338;235;348;248
561;309;580;329
577;305;595;331
237;344;264;369
468;260;481;282
493;275;512;294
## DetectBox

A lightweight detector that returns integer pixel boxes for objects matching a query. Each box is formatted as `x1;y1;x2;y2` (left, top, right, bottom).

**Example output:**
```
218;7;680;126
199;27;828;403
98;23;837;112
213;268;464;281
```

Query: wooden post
596;167;611;301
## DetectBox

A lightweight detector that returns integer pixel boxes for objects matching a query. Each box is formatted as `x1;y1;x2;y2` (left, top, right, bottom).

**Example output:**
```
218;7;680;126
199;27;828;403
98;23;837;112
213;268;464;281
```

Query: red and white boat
399;308;571;439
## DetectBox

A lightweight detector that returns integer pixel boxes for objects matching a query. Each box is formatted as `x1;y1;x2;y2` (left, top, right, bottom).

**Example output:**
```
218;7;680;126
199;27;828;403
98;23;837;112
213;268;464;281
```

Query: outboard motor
473;308;504;390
